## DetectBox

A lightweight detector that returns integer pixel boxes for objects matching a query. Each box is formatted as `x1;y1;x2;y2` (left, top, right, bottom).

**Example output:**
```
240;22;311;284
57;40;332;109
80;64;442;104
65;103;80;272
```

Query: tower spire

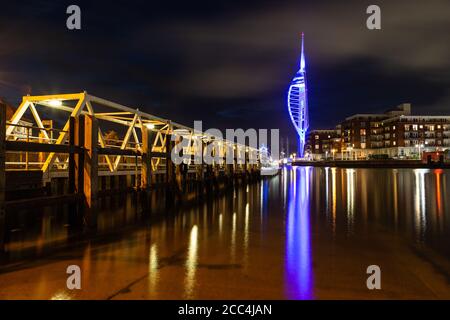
300;32;305;72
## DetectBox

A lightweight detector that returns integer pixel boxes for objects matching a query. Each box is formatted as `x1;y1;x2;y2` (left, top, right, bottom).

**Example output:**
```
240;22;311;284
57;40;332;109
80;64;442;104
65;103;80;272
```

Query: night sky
1;0;449;146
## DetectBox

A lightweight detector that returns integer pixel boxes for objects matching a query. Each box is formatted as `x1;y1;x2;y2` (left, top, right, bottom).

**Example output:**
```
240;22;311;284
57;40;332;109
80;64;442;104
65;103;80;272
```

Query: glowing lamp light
47;99;62;107
145;123;155;130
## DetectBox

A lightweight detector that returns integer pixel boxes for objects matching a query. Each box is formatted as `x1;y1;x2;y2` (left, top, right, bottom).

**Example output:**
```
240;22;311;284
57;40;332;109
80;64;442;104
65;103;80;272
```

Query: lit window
315;145;319;150
315;135;319;139
413;125;418;131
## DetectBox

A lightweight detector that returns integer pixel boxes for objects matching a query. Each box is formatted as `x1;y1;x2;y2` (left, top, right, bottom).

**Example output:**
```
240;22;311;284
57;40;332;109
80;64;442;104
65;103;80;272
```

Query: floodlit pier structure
0;92;262;247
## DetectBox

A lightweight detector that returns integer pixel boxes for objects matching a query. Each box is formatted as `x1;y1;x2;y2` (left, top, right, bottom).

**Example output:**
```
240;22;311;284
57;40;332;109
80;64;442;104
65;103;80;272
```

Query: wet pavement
1;167;450;299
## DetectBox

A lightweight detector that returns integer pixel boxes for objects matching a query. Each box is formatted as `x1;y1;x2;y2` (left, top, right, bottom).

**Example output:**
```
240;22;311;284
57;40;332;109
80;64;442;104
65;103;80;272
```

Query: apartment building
305;128;341;160
305;103;450;160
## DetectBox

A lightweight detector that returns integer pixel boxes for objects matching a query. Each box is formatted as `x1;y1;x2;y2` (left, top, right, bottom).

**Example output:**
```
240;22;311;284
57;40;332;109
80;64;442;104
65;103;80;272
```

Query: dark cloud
0;0;449;147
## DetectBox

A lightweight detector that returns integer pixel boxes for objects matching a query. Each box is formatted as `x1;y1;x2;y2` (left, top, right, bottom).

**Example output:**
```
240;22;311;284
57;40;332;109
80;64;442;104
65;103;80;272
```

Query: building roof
344;114;388;121
383;115;450;124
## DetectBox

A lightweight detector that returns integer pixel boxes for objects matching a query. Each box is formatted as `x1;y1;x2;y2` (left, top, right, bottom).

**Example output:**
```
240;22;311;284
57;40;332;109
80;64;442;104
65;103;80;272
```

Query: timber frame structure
0;93;263;246
4;92;261;181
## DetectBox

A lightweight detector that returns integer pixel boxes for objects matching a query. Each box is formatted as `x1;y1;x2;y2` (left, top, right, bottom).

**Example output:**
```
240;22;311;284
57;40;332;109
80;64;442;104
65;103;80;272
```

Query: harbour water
1;167;450;299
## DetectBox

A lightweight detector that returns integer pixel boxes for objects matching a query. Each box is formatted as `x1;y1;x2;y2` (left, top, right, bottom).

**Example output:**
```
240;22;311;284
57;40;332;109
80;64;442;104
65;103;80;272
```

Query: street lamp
47;99;62;107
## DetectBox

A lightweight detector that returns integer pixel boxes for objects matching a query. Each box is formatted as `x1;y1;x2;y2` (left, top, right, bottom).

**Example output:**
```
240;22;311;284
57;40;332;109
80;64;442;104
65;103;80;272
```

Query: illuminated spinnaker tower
287;32;309;157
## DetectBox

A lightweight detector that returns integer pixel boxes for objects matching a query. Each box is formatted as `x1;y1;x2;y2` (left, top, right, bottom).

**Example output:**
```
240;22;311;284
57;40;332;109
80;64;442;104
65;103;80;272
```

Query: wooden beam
5;141;82;153
24;93;84;102
98;147;139;156
141;126;156;189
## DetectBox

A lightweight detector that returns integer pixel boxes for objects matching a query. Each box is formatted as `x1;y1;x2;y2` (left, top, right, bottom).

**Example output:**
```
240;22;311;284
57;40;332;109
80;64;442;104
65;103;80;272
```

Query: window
405;125;410;131
315;145;320;150
393;141;396;146
393;126;396;130
437;125;442;129
420;125;423;129
315;135;319;140
413;125;418;131
361;143;366;149
429;125;435;131
360;129;366;136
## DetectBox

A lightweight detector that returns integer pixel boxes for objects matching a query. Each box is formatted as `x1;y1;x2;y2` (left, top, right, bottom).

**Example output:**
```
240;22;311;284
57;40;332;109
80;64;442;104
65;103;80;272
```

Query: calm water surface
1;167;450;299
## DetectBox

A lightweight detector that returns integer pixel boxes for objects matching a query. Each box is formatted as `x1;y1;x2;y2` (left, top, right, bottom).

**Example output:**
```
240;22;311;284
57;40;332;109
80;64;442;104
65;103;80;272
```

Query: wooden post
68;117;76;194
141;126;153;190
195;138;204;199
0;102;6;250
165;132;175;186
82;115;98;228
226;144;234;187
72;115;98;228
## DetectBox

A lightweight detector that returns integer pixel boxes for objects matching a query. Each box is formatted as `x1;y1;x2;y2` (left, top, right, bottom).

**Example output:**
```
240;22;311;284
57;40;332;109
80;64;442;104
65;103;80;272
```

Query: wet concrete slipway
1;167;450;299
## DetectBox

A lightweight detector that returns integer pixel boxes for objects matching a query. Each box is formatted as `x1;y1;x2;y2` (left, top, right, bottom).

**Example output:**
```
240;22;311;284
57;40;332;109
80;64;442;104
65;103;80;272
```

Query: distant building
305;128;341;160
379;115;450;158
339;104;411;159
307;103;450;160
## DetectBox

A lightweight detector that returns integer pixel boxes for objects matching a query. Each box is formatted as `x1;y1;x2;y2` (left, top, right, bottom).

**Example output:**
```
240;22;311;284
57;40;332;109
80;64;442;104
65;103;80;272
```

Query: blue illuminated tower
287;32;309;157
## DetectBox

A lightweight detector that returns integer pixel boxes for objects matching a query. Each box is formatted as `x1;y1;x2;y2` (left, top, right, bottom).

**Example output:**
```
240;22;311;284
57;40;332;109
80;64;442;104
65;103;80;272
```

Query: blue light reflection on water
285;166;313;299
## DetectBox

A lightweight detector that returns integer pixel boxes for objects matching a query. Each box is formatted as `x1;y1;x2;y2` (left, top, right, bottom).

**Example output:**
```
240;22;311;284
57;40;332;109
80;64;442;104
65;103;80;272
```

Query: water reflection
231;212;237;262
184;225;198;299
3;167;450;299
148;244;159;293
285;167;313;300
414;169;428;243
346;169;355;235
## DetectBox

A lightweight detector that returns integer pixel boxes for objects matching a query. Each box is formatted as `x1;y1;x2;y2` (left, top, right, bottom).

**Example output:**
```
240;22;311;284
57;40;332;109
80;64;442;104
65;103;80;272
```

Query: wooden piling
69;115;98;228
82;115;98;228
140;126;153;190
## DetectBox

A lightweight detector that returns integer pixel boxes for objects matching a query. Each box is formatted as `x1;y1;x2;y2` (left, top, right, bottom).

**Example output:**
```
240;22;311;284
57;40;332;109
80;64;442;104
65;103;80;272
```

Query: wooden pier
0;93;262;249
